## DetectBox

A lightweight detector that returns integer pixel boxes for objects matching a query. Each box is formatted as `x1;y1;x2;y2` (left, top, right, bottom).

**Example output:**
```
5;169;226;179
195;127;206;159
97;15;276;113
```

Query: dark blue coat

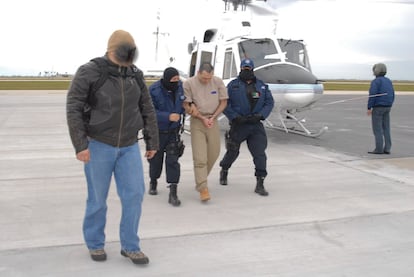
368;76;395;109
224;77;274;121
149;80;185;131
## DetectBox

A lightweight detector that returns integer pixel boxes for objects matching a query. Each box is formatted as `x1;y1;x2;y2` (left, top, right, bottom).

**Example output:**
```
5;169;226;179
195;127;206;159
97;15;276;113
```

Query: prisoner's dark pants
219;122;268;177
148;131;180;184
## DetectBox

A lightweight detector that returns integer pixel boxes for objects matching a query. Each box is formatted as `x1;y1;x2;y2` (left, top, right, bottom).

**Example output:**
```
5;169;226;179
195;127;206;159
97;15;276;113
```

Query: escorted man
67;30;159;265
219;58;274;196
148;67;185;206
183;62;228;202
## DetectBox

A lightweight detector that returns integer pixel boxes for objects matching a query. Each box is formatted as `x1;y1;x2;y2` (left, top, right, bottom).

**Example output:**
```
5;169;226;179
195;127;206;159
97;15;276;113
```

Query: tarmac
1;90;414;277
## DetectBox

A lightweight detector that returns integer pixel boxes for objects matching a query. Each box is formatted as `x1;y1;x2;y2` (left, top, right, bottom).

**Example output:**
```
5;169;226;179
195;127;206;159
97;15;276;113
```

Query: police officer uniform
148;67;186;206
219;58;274;196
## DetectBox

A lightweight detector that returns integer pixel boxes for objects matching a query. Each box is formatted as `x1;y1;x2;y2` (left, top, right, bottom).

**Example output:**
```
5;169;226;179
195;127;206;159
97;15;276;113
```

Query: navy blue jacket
149;80;185;131
224;77;274;121
367;76;395;109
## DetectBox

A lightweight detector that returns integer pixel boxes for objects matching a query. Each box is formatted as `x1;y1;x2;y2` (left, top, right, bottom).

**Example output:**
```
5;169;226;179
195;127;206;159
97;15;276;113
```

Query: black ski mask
161;67;180;91
239;69;255;82
161;79;179;91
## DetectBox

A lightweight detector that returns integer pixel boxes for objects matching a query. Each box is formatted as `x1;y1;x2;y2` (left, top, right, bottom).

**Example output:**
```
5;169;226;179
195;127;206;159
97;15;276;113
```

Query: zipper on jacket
117;75;125;147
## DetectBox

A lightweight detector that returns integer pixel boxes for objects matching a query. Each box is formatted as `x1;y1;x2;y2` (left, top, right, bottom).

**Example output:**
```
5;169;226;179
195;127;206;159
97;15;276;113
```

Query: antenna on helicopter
152;9;169;63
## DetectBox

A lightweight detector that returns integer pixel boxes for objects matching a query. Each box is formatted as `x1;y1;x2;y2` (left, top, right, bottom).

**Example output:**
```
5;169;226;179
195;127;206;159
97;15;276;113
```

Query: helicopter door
188;43;217;77
223;47;238;81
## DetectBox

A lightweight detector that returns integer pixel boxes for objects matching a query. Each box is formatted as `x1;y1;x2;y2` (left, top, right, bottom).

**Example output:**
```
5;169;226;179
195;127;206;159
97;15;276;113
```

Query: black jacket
66;56;159;153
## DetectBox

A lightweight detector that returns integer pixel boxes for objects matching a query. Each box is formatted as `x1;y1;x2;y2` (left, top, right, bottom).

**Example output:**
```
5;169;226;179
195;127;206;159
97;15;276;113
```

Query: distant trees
43;71;57;77
38;71;69;78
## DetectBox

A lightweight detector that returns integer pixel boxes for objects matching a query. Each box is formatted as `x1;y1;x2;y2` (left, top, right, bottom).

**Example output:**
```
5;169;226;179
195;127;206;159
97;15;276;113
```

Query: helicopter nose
284;92;316;106
254;63;318;84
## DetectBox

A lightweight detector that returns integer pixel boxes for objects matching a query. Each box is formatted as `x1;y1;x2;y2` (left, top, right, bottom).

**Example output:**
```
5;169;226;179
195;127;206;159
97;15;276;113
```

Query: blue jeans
371;106;392;153
83;139;145;252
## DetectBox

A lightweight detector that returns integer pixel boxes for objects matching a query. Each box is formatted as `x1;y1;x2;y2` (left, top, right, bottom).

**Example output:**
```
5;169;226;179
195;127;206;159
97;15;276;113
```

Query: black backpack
83;57;146;121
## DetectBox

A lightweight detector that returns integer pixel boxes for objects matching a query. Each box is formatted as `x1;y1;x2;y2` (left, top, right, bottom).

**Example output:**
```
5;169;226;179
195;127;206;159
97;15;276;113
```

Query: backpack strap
88;57;109;106
82;57;108;120
130;64;146;92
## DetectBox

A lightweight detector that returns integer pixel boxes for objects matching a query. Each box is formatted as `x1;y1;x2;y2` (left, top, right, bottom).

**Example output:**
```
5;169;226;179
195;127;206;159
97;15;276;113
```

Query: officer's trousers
148;131;180;184
219;122;268;177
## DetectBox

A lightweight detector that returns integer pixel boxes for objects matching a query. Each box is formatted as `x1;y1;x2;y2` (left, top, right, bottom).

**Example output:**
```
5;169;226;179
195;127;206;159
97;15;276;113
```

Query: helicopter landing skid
264;111;328;138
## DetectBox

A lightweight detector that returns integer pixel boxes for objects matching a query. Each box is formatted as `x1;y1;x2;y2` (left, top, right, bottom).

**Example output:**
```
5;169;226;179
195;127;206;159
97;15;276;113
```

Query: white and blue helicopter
186;0;327;137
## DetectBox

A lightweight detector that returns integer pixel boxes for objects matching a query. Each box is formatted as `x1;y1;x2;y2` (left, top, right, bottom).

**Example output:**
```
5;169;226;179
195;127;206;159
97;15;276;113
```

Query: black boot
219;169;228;185
168;184;181;206
255;177;269;196
149;180;158;195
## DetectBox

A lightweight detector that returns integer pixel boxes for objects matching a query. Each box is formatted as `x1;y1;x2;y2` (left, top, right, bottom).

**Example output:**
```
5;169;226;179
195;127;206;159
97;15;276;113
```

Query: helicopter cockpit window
223;48;237;79
278;39;311;70
238;38;280;68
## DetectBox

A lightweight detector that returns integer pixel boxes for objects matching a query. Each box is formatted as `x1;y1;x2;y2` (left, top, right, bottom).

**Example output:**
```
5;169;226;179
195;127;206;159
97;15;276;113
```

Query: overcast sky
1;0;413;80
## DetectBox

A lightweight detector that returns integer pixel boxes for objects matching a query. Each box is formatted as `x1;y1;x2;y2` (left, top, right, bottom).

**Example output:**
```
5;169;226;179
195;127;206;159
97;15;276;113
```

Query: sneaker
89;249;107;261
121;250;149;264
200;187;211;202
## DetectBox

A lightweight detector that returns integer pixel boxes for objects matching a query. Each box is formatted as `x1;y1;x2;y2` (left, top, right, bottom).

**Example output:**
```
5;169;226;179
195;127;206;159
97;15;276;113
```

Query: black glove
245;114;263;123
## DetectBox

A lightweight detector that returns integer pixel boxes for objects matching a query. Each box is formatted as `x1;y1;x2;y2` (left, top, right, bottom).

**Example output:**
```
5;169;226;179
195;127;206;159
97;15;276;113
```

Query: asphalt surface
263;91;414;159
1;90;414;277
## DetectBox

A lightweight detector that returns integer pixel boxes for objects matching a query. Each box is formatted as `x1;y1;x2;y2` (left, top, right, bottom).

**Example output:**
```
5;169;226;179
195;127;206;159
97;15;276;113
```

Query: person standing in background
367;63;395;155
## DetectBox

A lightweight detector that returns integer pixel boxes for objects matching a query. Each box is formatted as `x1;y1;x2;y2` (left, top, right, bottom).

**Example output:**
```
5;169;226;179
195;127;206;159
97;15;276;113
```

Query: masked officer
218;58;274;196
148;67;186;206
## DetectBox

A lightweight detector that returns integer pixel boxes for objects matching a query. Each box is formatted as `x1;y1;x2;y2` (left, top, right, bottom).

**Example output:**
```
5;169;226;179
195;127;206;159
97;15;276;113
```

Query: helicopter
186;0;327;137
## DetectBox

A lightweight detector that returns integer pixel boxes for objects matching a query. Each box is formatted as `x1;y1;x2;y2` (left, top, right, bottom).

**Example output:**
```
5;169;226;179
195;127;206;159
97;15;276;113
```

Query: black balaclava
161;67;179;91
239;68;255;82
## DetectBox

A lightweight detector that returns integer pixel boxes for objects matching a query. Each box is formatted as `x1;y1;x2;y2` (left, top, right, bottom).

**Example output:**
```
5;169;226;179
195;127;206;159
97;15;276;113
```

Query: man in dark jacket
367;63;395;154
147;67;185;206
219;58;274;196
66;30;159;265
